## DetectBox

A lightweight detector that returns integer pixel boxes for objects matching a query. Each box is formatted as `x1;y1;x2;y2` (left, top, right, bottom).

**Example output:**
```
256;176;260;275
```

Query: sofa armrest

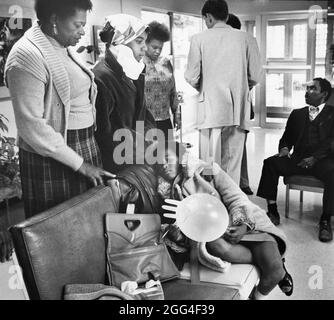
180;263;259;300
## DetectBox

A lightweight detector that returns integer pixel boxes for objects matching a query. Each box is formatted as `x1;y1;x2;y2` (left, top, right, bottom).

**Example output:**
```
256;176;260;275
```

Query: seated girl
157;141;293;300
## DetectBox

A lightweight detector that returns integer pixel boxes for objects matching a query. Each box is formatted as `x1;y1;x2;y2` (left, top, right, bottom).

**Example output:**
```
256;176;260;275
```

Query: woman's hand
0;230;13;263
77;162;115;186
223;225;248;244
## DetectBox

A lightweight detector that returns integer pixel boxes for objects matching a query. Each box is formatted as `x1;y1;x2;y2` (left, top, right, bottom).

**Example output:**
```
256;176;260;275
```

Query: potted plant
0;113;17;262
0;114;21;198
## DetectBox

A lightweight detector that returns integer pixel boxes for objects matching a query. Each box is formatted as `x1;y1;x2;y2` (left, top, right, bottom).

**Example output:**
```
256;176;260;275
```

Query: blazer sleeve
6;66;83;171
278;110;296;152
184;35;201;90
247;35;262;89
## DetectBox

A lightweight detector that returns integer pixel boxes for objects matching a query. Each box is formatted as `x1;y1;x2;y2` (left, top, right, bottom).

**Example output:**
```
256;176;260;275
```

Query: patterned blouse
143;56;178;121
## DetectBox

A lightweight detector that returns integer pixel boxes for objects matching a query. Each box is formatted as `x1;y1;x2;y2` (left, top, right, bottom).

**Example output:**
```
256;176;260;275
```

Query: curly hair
146;21;170;43
35;0;93;23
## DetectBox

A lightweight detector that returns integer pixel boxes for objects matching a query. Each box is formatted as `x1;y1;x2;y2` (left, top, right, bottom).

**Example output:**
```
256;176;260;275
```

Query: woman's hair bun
99;22;115;43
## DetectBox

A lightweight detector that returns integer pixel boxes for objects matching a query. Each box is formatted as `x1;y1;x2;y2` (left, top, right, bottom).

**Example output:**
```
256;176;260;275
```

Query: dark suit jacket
279;105;334;160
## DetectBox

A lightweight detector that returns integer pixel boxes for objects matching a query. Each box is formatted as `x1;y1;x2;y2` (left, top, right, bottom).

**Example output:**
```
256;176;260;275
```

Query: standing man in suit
257;78;334;242
184;0;262;184
226;13;254;195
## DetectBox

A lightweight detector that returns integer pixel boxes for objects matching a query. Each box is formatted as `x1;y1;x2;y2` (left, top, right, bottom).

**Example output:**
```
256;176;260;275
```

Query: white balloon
175;193;229;242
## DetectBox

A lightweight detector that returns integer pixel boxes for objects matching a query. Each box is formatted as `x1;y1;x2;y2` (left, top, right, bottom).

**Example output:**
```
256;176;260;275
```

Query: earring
53;23;58;36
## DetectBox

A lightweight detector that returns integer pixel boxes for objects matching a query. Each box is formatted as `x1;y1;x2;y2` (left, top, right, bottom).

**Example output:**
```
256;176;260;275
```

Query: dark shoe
319;220;333;242
267;210;280;226
241;186;253;195
278;259;293;296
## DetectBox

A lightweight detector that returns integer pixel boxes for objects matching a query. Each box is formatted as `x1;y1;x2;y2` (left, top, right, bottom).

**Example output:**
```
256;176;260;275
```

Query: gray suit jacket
185;22;262;130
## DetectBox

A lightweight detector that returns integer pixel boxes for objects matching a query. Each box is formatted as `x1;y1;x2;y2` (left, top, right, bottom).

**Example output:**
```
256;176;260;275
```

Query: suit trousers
240;134;250;188
257;155;334;219
199;126;246;184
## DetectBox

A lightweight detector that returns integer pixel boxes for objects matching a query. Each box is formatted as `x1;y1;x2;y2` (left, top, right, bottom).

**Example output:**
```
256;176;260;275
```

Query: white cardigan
5;21;97;171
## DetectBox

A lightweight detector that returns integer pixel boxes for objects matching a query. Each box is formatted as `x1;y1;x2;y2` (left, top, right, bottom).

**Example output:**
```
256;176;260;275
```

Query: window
266;73;284;108
291;73;307;108
292;23;307;59
266;20;308;61
262;15;311;125
314;22;327;78
267;24;285;59
171;13;204;94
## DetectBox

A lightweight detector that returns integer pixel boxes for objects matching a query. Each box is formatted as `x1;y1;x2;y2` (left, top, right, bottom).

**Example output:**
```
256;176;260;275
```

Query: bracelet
238;222;254;232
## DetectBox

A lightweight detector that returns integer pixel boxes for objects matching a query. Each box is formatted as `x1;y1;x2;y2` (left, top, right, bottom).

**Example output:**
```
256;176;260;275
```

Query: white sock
253;287;268;300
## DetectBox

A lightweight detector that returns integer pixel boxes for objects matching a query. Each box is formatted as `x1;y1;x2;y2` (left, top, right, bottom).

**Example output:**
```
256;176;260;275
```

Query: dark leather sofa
9;185;240;300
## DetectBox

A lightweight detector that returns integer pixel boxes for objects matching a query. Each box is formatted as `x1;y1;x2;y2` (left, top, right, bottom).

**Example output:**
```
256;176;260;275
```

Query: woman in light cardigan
5;0;114;219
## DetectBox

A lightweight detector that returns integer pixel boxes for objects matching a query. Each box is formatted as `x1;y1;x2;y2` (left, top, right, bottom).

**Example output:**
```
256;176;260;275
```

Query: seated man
157;141;293;300
256;77;334;242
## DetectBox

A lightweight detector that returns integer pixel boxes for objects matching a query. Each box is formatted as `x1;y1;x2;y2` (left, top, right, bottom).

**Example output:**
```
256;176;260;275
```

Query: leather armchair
9;185;240;300
10;186;114;300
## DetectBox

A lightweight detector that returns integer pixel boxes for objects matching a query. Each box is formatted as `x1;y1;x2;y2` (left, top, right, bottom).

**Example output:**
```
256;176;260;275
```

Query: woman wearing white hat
93;14;156;174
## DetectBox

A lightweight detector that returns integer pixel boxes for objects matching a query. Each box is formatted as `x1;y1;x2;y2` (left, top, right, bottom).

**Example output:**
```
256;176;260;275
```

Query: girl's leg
206;237;253;264
241;241;285;295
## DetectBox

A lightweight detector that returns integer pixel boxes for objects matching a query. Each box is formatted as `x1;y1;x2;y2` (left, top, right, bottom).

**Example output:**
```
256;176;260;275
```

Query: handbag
63;283;164;300
108;178;140;213
107;164;160;213
105;213;180;288
63;284;135;300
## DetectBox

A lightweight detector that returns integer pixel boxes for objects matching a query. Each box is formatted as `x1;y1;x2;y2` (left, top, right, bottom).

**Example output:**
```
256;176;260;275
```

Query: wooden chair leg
299;190;303;215
285;185;290;218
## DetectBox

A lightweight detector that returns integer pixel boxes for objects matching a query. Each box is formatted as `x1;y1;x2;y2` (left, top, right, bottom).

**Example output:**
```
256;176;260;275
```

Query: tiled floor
1;127;334;300
243;128;334;300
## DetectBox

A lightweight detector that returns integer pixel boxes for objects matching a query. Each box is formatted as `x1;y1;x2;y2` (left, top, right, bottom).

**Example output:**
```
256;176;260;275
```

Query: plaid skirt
19;126;102;218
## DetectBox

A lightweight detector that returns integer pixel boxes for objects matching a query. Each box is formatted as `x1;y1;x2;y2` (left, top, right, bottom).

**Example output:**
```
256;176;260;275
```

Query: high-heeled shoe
278;258;293;296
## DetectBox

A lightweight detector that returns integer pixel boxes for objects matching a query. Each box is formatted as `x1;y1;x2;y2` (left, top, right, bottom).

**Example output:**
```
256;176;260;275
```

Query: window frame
259;11;321;128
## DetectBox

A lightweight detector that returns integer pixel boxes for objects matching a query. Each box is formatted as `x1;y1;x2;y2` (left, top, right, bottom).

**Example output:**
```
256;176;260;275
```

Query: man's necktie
309;106;320;121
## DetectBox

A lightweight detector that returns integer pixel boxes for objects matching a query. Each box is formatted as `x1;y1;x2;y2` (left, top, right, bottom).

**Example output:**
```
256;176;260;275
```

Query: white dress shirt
309;103;325;121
